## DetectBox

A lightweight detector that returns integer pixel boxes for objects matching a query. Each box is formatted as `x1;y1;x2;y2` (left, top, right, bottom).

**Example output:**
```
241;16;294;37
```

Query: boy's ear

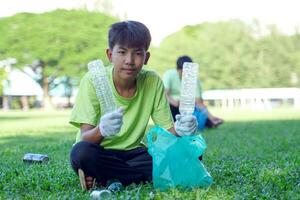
106;48;112;62
144;52;150;65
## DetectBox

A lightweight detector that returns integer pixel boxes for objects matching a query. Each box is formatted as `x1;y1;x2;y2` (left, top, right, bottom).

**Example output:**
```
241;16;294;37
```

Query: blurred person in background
163;55;223;129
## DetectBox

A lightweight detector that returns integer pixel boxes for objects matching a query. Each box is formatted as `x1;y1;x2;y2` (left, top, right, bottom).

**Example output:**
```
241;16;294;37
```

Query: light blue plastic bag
147;126;213;191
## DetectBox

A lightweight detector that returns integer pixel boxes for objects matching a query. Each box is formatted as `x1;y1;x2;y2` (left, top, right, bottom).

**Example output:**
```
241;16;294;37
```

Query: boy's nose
125;53;134;65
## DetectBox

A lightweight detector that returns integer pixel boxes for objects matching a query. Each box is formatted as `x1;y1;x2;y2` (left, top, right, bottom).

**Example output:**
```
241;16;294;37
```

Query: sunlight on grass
209;107;300;121
0;109;73;135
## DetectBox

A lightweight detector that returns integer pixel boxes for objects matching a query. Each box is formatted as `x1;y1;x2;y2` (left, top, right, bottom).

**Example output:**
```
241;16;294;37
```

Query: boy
163;55;223;128
70;21;197;190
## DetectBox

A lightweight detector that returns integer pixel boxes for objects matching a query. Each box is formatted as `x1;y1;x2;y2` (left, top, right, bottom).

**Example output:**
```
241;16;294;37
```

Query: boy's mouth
122;68;136;74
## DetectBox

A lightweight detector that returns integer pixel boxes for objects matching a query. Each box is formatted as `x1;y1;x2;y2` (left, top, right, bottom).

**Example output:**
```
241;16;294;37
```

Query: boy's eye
136;51;143;56
118;50;125;54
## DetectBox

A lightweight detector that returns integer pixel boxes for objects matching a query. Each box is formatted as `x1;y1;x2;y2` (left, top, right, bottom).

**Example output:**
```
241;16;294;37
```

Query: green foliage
0;109;299;199
149;20;300;90
1;12;300;89
0;9;117;78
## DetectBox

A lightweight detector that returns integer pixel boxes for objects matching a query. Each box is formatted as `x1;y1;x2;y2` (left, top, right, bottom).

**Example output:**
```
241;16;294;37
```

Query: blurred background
0;0;300;110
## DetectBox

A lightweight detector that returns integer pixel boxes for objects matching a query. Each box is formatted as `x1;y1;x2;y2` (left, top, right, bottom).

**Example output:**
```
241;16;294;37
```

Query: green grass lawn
0;108;299;199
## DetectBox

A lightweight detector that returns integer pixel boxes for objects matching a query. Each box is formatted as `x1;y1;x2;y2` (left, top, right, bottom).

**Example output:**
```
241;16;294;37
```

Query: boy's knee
70;141;98;165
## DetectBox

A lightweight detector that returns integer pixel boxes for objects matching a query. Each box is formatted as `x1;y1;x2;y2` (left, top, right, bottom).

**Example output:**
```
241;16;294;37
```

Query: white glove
174;114;198;136
99;107;124;137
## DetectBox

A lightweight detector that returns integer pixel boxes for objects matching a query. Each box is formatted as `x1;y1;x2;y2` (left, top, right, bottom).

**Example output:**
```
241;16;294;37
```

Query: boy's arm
80;124;104;144
163;71;179;107
165;89;179;107
196;97;207;109
167;127;179;136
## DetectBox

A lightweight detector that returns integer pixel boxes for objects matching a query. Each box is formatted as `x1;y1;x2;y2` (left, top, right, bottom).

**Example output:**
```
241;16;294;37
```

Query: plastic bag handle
147;125;207;157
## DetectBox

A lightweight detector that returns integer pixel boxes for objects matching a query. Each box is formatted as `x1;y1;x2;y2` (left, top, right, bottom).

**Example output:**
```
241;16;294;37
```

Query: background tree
0;9;117;107
255;26;300;88
148;20;300;90
1;11;299;96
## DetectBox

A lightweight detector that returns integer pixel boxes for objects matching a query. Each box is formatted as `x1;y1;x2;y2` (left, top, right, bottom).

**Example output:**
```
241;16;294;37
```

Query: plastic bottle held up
179;62;199;115
88;60;117;114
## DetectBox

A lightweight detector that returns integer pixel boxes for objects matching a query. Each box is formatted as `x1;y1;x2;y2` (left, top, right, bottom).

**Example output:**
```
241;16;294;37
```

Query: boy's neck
113;73;137;98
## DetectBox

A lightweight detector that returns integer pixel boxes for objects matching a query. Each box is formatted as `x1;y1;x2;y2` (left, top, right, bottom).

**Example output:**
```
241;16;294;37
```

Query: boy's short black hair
108;20;151;50
176;55;193;70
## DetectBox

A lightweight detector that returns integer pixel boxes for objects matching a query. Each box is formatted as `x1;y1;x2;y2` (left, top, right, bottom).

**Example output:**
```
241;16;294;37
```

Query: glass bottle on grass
179;62;199;115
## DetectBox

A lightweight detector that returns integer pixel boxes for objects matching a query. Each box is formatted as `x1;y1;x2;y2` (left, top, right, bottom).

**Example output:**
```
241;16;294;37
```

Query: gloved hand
174;114;198;136
99;107;124;137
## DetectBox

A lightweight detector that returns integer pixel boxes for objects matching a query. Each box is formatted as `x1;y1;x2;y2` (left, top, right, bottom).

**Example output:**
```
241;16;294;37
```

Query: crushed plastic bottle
88;60;117;114
90;189;112;200
179;62;199;115
23;153;49;164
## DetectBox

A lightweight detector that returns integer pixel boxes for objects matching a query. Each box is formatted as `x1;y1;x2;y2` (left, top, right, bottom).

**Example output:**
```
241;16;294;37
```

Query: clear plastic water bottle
179;62;199;115
88;60;117;114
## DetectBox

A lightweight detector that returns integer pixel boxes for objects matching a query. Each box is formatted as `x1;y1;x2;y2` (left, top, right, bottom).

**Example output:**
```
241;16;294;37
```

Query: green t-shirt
70;66;173;150
162;69;202;101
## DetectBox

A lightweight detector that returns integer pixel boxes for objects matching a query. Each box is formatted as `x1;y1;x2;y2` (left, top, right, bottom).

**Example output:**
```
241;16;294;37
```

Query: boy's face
106;44;150;81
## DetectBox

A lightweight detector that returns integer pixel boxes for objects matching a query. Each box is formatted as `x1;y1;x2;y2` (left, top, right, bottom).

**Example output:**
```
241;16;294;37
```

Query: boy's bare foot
212;118;224;127
78;169;96;190
86;176;95;189
206;117;224;128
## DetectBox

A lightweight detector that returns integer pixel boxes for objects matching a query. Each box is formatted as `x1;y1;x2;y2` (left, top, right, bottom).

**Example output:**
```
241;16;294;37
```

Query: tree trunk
20;96;29;110
42;77;52;110
2;95;9;110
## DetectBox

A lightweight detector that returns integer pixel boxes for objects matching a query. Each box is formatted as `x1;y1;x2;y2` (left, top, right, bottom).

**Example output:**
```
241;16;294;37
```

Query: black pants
70;141;152;186
170;104;180;121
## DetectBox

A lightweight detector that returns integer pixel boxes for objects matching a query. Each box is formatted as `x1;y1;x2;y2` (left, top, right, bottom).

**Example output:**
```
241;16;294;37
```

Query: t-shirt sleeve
162;70;172;89
151;74;174;129
69;73;100;128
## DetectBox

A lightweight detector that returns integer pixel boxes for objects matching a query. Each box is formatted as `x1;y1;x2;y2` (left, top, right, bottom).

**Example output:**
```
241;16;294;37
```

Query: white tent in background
3;68;43;96
2;68;43;110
